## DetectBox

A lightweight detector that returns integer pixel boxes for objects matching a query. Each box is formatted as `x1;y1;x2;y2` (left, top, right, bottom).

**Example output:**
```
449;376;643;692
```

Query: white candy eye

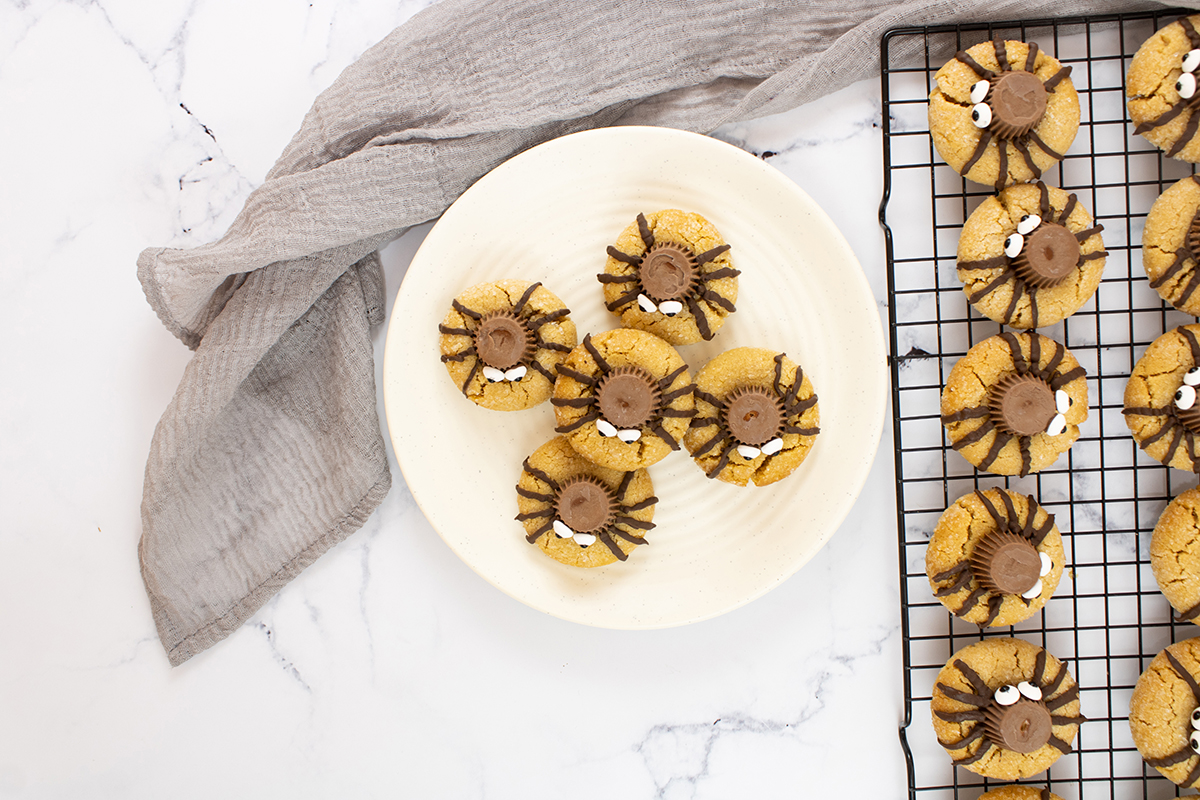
1055;389;1071;414
552;520;574;539
1021;578;1044;599
1045;413;1066;436
994;684;1020;706
1186;49;1200;73
617;429;641;443
658;300;683;317
503;366;526;382
1192;707;1200;729
596;419;618;438
1179;71;1197;100
971;102;993;128
1177;384;1197;410
970;80;990;104
1017;681;1043;701
1017;214;1042;235
637;294;657;313
1040;551;1052;577
761;438;784;456
573;532;596;547
1191;730;1200;753
482;366;506;383
736;444;762;460
1186;367;1200;387
1004;233;1024;258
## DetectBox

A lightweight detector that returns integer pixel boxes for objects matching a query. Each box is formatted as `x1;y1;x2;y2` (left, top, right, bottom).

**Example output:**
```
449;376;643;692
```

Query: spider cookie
929;39;1078;191
927;489;1064;627
1127;15;1200;161
682;347;819;486
957;181;1106;328
1124;325;1200;472
1143;175;1200;314
599;209;739;345
941;332;1088;477
1151;486;1200;624
552;329;695;471
515;436;656;568
439;279;577;411
976;788;1063;800
932;638;1084;779
1130;637;1200;788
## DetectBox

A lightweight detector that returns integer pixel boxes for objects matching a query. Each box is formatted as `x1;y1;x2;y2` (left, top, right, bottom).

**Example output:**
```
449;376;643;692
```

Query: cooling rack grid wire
881;9;1200;800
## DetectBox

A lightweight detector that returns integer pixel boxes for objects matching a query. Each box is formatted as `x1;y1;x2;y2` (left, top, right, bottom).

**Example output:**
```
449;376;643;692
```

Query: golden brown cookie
957;181;1106;328
941;332;1088;476
681;347;819;486
1129;637;1200;788
1127;15;1200;161
929;39;1079;191
1124;325;1200;473
1143;175;1200;314
439;279;577;411
599;209;739;345
927;489;1065;627
1152;487;1200;624
515;436;656;568
552;329;695;471
932;638;1084;779
974;788;1063;800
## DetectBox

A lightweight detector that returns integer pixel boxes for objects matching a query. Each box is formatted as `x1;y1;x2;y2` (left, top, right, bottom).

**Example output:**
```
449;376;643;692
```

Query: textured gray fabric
138;0;1194;665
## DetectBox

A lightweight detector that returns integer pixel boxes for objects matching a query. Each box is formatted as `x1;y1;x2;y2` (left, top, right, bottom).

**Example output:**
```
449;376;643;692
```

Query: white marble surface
0;2;901;797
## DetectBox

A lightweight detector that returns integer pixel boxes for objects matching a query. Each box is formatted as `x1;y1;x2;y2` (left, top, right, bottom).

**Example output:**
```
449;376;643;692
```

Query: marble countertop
0;1;902;797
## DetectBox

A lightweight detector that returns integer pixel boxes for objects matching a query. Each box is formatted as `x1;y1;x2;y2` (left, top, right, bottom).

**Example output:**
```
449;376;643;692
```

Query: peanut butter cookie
975;788;1063;800
1127;15;1200;161
927;489;1065;627
1151;486;1200;625
1143;175;1200;314
1124;325;1200;473
1130;637;1200;788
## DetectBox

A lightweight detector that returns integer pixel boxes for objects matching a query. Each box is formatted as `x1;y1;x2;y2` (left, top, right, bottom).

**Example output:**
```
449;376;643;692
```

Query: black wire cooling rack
881;9;1200;800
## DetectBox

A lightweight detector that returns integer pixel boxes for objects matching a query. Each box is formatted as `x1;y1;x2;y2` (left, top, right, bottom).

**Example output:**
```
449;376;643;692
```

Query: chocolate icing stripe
554;411;599;433
1141;419;1177;450
515;509;553;522
956;50;995;79
1033;180;1050;218
1032;287;1042;327
693;388;725;407
790;396;818;414
597;271;637;283
649;420;682;450
1001;331;1027;372
998;490;1019;532
939;723;986;750
451;299;482;320
692;430;727;459
526;521;554;543
685;295;714;340
981;595;1002;627
1019;494;1038;539
978;430;1013;471
610;527;649;545
1058;193;1077;226
615;469;634;501
950;743;990;767
1027;128;1063;159
596;531;628;561
1002;279;1023;325
1165;425;1186;467
993;39;1009;72
1074;225;1103;242
1040;788;1050;800
535;340;572;353
657;364;689;390
967;272;1010;305
960;129;993;177
516;487;555;502
1025;41;1039;72
660;385;693;403
440;351;473;363
975;490;1003;530
701;290;736;313
528;360;555;383
1013;137;1040;178
1042;64;1071;92
931;562;968;582
459;360;481;395
552;396;594;407
1145;745;1195;768
1166;649;1200;701
438;324;473;336
936;683;992;707
526;308;570;328
1185;755;1200;788
953;586;986;617
1029;329;1042;370
1152;251;1191;289
555;365;596;385
705;441;737;479
1184;15;1200;49
581;334;611;373
1019;438;1032;478
1051;714;1086;726
933;708;985;724
951;420;996;450
1177;599;1200;622
659;408;695;418
958;255;1009;272
772;353;785;397
636;213;654;249
1181;326;1200;365
1049;366;1085;391
1042;664;1069;698
934;570;972;597
605;289;640;312
1170;110;1200;158
622;496;657;513
511;282;542;316
605;246;640;266
694;244;731;265
689;417;719;429
1078;250;1107;262
784;425;820;436
954;659;991;697
701;267;740;280
1177;264;1200;306
1031;517;1055;547
521;459;560;492
614;515;654;531
995;140;1008;193
1034;648;1048;685
943;407;991;425
1136;101;1186;135
1047;734;1072;755
1121;406;1166;417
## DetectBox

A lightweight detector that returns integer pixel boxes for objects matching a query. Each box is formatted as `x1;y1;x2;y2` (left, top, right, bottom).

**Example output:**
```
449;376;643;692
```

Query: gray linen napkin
139;0;1190;665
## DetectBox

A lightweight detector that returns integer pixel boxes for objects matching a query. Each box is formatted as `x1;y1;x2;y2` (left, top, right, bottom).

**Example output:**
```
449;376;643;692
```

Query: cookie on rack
1143;175;1200;314
515;436;656;568
957;181;1106;328
682;346;819;487
598;209;739;345
931;638;1085;779
1129;637;1200;788
926;488;1064;627
552;328;695;471
1127;14;1200;160
439;279;577;410
941;332;1088;477
974;788;1063;800
929;39;1079;191
1151;486;1200;624
1124;324;1200;472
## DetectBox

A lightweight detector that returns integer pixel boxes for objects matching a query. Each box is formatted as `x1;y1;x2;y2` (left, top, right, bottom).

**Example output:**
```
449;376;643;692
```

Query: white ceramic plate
383;126;886;628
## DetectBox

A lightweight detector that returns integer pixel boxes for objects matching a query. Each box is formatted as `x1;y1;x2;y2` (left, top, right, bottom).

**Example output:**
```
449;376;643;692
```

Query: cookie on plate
926;488;1064;627
1127;15;1200;160
1151;486;1200;624
599;209;739;345
932;638;1085;779
439;279;576;411
941;332;1088;476
1142;175;1200;314
515;436;656;568
681;347;819;486
1130;637;1200;788
929;39;1078;191
552;329;695;471
1124;324;1200;472
957;181;1106;328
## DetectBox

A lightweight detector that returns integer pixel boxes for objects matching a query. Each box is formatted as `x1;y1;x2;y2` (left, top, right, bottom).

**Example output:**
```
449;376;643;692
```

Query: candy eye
1192;707;1200;729
970;80;990;104
1004;233;1024;258
971;103;992;128
1185;49;1200;73
1192;730;1200;753
994;684;1020;706
1186;367;1200;387
1055;389;1071;414
1040;551;1053;577
1017;681;1043;701
1045;413;1066;436
1177;385;1197;410
1179;72;1197;100
1016;214;1042;235
1021;578;1044;599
